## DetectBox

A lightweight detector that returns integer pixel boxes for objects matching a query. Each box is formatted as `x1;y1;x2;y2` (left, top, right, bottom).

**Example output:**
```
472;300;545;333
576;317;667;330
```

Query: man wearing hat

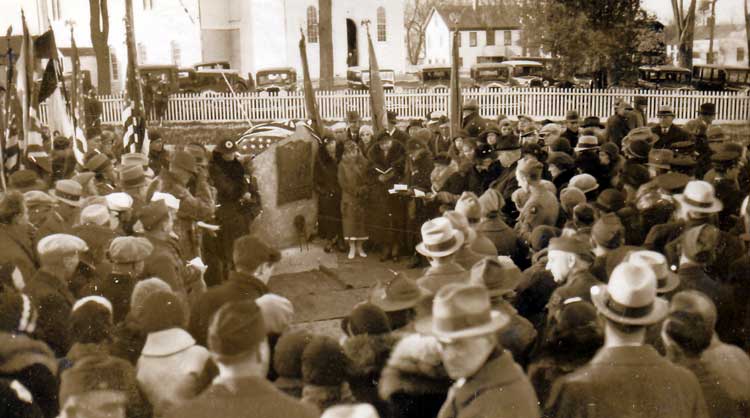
652;105;690;150
461;99;487;138
515;158;559;242
26;233;89;356
415;217;470;296
72;203;119;269
415;283;540;418
386;110;410;144
544;236;600;318
148;150;214;259
630;95;648;127
345;110;362;143
688;102;716;140
8;169;48;193
189;234;281;346
168;300;319;418
88;236;154;323
140;200;191;300
545;262;708;418
84;151;117;195
647;148;674;178
605;100;634;148
209;137;260;284
561;110;580;148
590;213;625;282
370;272;428;332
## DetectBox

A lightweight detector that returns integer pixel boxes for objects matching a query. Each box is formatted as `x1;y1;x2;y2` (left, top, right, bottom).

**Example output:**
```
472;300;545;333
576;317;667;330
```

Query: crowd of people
1;93;750;418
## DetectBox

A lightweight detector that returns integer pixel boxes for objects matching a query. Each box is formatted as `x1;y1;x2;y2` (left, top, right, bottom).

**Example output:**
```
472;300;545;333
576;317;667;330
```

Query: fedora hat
646;149;674;170
573;135;599;152
8;170;47;193
565;110;580;122
591;261;668;326
657;105;675;117
698;102;716;116
119;165;146;189
51;180;83;207
370;272;428;312
442;210;477;244
416;217;465;258
469;256;522;297
415;283;509;341
627;250;680;294
674;180;723;214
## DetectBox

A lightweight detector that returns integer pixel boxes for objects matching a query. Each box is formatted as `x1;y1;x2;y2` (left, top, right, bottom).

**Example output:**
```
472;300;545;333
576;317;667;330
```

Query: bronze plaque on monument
276;140;313;205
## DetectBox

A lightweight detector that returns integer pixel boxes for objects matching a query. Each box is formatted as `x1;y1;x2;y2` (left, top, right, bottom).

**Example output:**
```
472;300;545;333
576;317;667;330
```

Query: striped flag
299;29;323;137
2;25;19;173
16;12;45;162
70;31;88;165
365;25;387;135
122;1;149;155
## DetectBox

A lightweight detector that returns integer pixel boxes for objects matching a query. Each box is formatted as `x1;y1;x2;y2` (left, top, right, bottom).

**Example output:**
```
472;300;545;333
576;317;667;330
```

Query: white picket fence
39;88;750;125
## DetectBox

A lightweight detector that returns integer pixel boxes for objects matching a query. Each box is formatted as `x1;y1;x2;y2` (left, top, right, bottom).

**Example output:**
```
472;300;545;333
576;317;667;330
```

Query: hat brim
370;287;430;312
591;285;668;326
415;310;509;341
13;179;48;193
50;190;83;207
657;112;676;117
574;145;600;152
674;194;723;213
646;162;671;170
657;272;680;294
416;230;465;258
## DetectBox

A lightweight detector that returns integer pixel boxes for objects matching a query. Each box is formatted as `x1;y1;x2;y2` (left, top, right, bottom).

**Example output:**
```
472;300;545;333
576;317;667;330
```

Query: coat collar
590;345;665;366
453;350;524;405
227;271;269;291
0;224;36;266
35;269;75;305
141;328;197;357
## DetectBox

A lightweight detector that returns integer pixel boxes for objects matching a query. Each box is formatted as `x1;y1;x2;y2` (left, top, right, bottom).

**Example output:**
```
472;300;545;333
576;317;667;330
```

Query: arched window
307;6;318;43
377;6;386;42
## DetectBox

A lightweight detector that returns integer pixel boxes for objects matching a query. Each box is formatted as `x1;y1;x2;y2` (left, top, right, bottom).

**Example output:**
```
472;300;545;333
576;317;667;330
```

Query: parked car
255;67;298;93
511;56;560;87
346;66;396;91
193;61;232;71
418;65;451;91
470;61;545;89
691;64;727;91
194;69;250;93
721;66;750;93
501;60;546;87
637;65;693;90
139;65;181;94
470;63;511;89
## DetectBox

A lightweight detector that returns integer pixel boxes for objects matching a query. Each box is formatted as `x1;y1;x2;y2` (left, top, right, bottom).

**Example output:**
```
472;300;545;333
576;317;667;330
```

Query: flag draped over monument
366;25;386;135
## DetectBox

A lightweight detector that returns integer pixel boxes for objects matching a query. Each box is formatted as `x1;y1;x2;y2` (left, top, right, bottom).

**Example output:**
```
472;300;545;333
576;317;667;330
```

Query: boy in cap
415;283;540;418
189;234;281;346
26;234;89;356
168;300;318;418
545;262;708;418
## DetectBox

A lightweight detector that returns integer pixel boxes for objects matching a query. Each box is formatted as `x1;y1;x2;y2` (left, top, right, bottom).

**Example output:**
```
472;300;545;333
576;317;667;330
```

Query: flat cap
80;204;110;226
105;192;134;212
37;233;88;256
592;213;625;249
108;236;154;264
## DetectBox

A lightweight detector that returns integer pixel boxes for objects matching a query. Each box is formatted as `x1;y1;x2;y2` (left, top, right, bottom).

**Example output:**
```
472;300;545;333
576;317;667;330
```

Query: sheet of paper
394;184;408;191
196;221;220;231
414;189;426;198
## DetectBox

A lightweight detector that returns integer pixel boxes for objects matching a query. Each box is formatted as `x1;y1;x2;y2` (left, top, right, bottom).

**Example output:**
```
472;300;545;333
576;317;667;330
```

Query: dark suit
652;124;691;149
545;345;709;418
188;271;268;346
0;223;38;285
461;112;487;138
166;376;318;418
25;269;76;357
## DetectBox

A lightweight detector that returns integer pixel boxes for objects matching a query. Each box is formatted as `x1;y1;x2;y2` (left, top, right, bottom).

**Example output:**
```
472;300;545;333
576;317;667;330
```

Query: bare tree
699;0;717;63
671;0;698;68
405;0;439;65
89;0;111;94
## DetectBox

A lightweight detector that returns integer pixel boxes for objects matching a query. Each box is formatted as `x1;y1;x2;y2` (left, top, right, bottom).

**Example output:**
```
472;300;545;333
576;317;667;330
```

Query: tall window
469;32;477;47
170;41;181;66
307;6;318;43
377;7;386;41
486;29;495;46
143;0;154;10
110;51;119;81
738;48;746;63
504;30;512;46
137;42;147;63
50;0;62;20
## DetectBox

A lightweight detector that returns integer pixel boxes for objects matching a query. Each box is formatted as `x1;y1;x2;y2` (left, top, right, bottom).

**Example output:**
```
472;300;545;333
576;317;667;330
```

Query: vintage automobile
637;65;693;90
346;66;396;90
470;61;545;89
470;63;511;89
720;66;750;93
691;64;727;91
139;65;182;94
255;67;298;93
193;69;251;93
511;56;560;87
193;61;232;71
418;65;451;91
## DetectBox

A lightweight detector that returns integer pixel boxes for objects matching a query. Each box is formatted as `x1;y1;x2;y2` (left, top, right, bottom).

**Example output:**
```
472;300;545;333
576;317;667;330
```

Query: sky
641;0;747;25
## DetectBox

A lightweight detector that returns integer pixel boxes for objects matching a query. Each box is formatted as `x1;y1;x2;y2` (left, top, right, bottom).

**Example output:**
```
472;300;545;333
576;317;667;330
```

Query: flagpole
219;71;252;127
0;29;10;191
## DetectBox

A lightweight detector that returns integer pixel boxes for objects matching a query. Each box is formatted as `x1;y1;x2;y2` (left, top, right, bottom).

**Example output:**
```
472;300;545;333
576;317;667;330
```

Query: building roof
431;5;521;31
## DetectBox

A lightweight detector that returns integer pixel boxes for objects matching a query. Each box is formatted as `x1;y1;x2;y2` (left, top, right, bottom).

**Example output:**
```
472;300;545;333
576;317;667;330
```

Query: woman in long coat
367;132;407;262
338;141;370;259
315;136;344;252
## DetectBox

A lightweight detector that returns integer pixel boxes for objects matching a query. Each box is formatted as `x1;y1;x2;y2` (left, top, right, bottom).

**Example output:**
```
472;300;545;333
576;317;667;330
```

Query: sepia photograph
0;0;749;417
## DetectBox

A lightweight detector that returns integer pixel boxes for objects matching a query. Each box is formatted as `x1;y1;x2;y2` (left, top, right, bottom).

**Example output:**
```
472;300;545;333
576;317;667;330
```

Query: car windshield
257;72;292;85
512;66;543;77
362;70;395;83
727;69;749;84
644;70;689;83
423;69;450;82
475;68;508;81
197;63;230;70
